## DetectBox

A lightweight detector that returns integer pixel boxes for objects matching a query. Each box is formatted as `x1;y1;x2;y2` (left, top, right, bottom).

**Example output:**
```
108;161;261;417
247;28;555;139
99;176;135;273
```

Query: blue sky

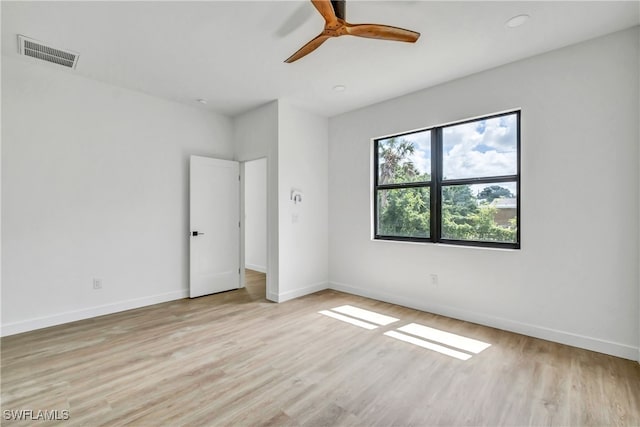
380;113;518;196
389;113;517;181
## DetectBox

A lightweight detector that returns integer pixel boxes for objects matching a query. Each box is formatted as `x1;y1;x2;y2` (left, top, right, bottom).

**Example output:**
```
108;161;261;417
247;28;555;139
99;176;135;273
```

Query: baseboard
1;289;189;337
245;264;267;273
277;281;329;303
329;281;639;361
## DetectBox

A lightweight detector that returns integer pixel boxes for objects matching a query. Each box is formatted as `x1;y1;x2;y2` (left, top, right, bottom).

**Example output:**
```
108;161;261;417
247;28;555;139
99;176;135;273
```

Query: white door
189;155;240;298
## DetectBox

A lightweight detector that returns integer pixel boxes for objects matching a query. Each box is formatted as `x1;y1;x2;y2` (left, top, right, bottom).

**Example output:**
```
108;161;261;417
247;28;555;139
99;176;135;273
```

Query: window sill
371;237;520;252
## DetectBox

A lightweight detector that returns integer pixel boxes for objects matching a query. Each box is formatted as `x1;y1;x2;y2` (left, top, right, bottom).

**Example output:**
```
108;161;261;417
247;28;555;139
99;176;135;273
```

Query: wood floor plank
2;270;639;426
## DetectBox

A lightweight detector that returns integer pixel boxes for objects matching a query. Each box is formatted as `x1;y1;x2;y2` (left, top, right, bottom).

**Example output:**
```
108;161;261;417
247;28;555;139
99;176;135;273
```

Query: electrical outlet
430;274;439;287
93;278;102;290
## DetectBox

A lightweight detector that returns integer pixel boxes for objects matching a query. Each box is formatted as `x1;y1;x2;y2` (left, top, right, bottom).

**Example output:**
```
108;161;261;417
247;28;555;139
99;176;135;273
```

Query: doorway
242;158;267;300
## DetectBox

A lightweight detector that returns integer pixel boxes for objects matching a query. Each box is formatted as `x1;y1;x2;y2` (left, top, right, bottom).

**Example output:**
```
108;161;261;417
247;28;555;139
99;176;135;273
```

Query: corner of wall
231;100;280;302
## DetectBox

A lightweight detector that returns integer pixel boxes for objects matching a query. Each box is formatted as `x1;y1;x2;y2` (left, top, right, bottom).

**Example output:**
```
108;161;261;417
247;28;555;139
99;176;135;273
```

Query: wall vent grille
18;35;79;69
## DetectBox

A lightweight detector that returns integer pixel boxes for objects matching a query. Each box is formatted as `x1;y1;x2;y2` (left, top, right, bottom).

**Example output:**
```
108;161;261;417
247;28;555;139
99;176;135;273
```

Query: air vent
17;35;79;69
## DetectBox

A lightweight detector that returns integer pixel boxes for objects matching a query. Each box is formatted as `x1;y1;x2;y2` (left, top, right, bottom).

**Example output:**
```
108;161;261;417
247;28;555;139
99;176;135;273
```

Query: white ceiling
2;1;638;117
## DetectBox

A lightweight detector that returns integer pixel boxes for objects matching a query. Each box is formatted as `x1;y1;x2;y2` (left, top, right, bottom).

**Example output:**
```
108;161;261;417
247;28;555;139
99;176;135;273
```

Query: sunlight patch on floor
331;305;399;326
384;330;472;361
318;310;378;330
318;305;492;361
397;323;491;354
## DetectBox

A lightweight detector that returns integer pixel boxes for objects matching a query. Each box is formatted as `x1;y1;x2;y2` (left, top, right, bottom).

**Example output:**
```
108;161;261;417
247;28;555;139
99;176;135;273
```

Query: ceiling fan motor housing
331;0;346;20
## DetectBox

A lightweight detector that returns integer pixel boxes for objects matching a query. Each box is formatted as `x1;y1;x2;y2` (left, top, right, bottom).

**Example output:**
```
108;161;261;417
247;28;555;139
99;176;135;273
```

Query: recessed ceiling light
196;98;208;104
506;14;530;28
333;85;346;92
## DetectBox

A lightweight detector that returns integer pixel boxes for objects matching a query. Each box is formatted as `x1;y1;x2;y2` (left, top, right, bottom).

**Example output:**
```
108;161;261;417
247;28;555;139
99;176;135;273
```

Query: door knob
191;231;205;236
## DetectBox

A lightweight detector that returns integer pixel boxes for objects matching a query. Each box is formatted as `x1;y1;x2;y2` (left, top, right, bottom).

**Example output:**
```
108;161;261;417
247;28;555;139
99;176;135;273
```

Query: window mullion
377;182;431;190
442;175;519;186
432;127;442;243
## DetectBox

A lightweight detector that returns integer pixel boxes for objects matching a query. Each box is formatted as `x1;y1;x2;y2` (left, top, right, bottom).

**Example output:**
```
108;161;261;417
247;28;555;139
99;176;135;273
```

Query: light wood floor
2;270;639;426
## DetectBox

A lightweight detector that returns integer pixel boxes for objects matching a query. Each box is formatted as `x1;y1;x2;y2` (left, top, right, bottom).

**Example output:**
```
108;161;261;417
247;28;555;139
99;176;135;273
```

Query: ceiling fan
285;0;420;63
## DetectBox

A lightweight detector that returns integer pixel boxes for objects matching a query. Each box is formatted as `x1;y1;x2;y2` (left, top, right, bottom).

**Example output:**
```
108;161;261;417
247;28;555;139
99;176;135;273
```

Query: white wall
244;158;267;272
277;102;329;301
233;101;279;300
233;100;329;302
1;56;234;335
234;102;278;162
328;27;640;360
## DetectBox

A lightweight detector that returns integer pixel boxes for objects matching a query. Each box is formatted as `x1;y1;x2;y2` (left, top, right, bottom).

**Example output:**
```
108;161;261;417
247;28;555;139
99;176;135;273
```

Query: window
374;111;520;249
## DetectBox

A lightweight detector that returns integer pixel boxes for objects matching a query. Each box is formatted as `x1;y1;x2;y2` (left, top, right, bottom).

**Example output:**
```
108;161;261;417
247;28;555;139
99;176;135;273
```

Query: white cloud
409;146;431;175
482;115;517;150
443;114;517;179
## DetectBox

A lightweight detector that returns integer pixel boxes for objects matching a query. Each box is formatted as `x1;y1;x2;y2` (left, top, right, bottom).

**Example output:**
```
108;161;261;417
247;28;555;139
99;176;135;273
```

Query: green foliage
442;204;516;243
377;138;516;243
378;137;430;237
442;185;477;216
477;185;514;202
379;188;430;238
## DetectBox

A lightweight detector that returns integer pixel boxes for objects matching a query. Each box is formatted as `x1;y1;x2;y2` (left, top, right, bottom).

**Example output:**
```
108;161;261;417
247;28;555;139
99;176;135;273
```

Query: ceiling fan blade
311;0;338;24
284;34;331;63
345;23;420;43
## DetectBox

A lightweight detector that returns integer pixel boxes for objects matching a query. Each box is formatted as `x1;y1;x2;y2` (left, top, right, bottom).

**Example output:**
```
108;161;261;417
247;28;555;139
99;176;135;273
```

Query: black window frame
373;110;521;249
